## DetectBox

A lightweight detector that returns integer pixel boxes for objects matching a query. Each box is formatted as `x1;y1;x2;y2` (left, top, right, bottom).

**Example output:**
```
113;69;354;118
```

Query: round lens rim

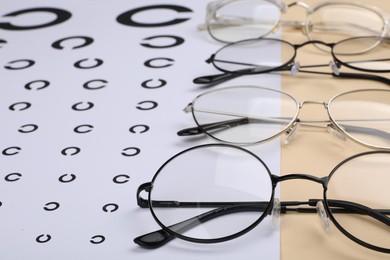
327;88;390;150
331;36;390;73
190;85;300;146
211;38;296;75
206;0;285;43
305;2;387;43
148;143;275;244
324;150;390;254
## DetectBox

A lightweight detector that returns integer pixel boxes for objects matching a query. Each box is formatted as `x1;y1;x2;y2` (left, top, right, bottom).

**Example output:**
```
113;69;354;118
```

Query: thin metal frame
178;86;390;150
203;0;389;43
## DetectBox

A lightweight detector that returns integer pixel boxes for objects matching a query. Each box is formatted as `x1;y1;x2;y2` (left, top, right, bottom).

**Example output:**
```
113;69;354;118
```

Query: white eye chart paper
0;1;281;259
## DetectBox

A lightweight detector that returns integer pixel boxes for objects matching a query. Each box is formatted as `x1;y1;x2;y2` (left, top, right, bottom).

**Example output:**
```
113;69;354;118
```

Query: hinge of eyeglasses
206;54;215;64
183;103;193;113
136;182;152;208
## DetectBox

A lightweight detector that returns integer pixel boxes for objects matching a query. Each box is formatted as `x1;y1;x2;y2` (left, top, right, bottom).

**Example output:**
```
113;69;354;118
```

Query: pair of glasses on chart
200;0;389;43
178;86;390;149
134;143;390;253
193;36;390;86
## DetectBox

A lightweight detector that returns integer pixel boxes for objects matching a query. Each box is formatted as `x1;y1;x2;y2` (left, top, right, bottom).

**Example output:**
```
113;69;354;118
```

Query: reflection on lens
329;89;390;149
326;151;390;251
213;38;294;74
150;144;273;241
307;3;385;43
191;86;298;145
208;0;281;42
333;37;390;72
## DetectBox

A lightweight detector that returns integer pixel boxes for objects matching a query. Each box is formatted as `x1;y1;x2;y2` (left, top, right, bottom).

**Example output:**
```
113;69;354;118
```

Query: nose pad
284;121;301;145
270;198;281;229
316;200;330;232
290;62;301;75
329;61;340;75
327;124;347;142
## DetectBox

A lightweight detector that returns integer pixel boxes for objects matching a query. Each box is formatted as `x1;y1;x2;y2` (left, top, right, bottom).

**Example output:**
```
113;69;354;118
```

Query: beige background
279;0;390;259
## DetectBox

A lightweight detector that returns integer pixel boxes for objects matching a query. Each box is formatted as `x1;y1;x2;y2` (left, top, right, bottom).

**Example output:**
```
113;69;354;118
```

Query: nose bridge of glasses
297;101;347;142
298;100;328;118
299;100;327;108
291;41;339;74
294;40;333;50
276;173;328;188
287;1;310;10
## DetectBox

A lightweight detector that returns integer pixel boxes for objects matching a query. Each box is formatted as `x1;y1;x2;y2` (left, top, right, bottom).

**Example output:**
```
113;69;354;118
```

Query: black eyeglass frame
134;143;390;253
207;36;390;75
194;36;390;87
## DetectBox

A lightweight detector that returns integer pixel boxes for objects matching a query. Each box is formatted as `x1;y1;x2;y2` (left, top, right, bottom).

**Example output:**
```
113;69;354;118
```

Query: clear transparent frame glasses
193;36;390;86
178;86;390;149
201;0;389;43
134;143;390;253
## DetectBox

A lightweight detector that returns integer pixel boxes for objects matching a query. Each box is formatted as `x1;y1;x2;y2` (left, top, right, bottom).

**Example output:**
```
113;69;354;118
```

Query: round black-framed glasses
134;143;390;253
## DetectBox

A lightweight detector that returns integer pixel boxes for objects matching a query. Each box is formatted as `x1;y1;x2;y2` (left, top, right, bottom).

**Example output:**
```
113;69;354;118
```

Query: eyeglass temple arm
341;124;390;142
332;72;390;85
177;117;250;136
135;184;390;249
134;202;270;249
193;70;390;88
199;16;379;35
177;115;390;142
135;182;271;248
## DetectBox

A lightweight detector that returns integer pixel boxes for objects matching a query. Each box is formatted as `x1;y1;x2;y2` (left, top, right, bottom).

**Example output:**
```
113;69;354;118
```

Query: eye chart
0;1;282;259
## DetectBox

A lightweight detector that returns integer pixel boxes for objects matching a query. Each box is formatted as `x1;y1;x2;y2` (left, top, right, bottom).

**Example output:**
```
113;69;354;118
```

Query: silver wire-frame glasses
178;86;390;149
134;143;390;253
201;0;389;43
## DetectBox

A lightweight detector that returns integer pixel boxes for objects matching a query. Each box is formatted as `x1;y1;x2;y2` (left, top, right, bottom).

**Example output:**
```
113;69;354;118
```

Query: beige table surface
279;0;390;259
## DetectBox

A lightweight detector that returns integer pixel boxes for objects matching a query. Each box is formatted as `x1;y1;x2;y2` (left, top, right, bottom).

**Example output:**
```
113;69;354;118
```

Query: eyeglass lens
329;89;390;149
207;0;385;43
307;2;385;43
326;152;390;250
149;145;274;241
191;86;298;145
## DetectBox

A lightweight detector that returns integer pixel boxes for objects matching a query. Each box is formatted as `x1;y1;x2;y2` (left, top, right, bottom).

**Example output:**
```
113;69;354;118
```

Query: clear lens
328;89;390;149
307;3;385;43
207;0;281;43
192;86;298;145
150;144;273;241
326;151;390;251
212;38;295;73
333;37;390;71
